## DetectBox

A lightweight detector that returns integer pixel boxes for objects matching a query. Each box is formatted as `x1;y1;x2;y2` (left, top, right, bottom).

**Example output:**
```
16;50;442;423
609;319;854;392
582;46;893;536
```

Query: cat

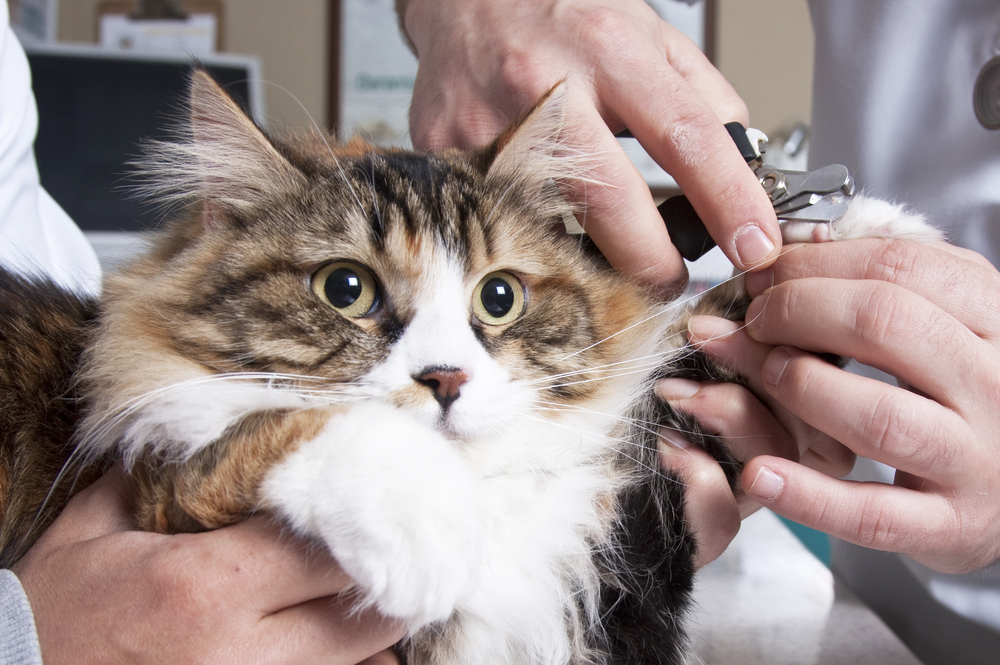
0;70;941;664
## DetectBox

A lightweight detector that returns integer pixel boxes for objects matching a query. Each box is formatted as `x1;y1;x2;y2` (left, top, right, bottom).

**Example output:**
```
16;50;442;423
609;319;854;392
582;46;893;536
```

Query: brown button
974;55;1000;130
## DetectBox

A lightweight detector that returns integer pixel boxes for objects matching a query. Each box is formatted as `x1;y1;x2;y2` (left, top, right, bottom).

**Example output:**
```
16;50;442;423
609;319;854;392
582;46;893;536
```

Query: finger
657;378;797;464
31;465;138;551
799;444;857;480
601;57;779;272
741;455;965;571
562;100;688;290
360;650;402;665
409;74;510;151
686;315;847;466
259;594;405;665
658;22;749;127
745;278;993;407
658;430;741;569
744;239;1000;338
758;345;970;481
36;471;360;615
173;517;358;614
687;316;771;385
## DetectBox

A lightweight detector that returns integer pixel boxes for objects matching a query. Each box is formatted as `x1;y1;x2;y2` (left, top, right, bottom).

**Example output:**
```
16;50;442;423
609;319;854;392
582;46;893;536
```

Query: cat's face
97;73;664;449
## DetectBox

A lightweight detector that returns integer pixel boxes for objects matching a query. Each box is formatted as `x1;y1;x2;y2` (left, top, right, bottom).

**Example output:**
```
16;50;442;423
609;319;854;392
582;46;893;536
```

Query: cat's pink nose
416;367;469;410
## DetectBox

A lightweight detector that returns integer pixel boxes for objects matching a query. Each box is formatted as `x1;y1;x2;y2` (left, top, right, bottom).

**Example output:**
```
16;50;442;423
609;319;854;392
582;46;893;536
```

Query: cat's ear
485;82;576;185
135;70;305;227
186;70;305;218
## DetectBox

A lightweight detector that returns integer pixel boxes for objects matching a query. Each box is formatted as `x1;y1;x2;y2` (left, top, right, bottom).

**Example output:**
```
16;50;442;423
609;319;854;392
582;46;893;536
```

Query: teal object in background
778;516;831;566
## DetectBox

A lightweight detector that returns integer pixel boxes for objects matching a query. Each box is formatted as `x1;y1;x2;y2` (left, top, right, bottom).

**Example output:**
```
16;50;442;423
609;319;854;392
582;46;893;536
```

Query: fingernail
657;378;701;401
658;428;692;451
748;466;784;501
744;267;774;296
763;347;792;389
687;315;738;345
735;225;776;268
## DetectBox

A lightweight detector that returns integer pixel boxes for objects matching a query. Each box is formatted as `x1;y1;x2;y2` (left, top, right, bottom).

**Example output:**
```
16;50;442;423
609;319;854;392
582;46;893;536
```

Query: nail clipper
658;122;856;262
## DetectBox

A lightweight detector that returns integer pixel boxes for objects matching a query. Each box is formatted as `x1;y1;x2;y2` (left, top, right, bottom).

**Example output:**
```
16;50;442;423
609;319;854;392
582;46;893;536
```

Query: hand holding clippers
659;123;856;262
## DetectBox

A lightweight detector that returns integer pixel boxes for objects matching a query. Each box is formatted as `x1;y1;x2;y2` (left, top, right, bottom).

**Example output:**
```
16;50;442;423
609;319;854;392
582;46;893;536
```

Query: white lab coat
808;0;1000;659
0;1;100;295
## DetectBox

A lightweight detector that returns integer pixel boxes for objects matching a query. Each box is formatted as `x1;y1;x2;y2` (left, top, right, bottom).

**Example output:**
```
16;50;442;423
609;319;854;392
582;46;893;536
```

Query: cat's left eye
473;271;526;326
312;261;380;318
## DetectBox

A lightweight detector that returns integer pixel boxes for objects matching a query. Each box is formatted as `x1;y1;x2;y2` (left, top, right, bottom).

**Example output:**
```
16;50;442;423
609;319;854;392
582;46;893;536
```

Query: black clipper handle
658;196;717;262
659;121;756;262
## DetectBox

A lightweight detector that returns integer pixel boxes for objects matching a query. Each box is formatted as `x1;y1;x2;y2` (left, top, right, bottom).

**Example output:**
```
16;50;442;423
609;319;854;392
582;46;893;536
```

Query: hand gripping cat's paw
260;402;485;631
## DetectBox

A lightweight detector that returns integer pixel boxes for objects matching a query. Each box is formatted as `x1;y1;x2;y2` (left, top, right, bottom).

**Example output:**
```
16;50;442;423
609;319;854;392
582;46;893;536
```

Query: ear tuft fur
485;82;594;190
131;69;305;217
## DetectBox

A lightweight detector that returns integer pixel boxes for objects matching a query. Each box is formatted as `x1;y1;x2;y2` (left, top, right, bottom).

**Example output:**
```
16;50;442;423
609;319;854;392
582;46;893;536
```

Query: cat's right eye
312;262;379;318
473;271;526;326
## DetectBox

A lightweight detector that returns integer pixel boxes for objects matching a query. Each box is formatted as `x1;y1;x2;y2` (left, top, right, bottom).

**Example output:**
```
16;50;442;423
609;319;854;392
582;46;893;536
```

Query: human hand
399;0;780;292
656;313;855;569
12;466;404;664
701;238;1000;574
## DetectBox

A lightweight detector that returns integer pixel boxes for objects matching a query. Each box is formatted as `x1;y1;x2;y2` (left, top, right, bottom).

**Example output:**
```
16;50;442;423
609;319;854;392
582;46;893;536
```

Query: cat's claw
260;402;484;631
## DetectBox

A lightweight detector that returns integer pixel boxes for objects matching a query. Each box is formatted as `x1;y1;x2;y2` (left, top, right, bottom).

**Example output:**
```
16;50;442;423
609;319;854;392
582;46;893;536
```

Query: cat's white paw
781;194;943;245
829;194;943;242
781;194;944;244
260;402;484;631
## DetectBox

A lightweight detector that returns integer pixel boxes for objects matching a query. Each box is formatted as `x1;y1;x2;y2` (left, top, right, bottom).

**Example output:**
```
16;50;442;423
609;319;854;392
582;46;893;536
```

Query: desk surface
689;510;922;664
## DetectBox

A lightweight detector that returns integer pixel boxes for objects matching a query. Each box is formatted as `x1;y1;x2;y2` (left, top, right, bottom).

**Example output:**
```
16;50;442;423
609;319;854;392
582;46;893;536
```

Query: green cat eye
312;262;379;318
473;271;525;326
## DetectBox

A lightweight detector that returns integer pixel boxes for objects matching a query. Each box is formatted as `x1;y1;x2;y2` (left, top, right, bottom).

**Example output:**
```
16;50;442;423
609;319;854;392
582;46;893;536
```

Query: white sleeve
0;3;101;296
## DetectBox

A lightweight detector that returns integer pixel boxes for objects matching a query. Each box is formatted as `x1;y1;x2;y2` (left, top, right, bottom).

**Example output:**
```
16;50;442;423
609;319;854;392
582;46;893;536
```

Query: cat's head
87;71;669;453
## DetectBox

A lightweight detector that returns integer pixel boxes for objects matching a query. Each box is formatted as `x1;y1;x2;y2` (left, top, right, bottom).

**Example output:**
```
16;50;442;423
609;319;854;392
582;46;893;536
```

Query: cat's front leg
259;401;484;632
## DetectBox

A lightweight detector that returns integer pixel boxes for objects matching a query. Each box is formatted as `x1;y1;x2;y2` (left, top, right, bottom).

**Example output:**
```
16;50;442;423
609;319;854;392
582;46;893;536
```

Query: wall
56;0;329;131
716;0;814;139
53;0;813;141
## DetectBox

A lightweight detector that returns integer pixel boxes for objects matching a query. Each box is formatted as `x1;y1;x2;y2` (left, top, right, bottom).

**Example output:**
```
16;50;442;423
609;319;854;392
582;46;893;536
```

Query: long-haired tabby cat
0;71;939;664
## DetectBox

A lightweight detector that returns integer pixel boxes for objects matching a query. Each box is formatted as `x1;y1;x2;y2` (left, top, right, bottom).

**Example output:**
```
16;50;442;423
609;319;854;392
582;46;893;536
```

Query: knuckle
853;497;903;550
146;537;221;617
852;282;954;352
767;348;819;402
860;393;910;457
809;438;857;478
945;500;1000;574
867;240;923;284
762;282;799;330
657;104;726;165
572;6;641;59
495;50;551;101
862;393;961;472
690;490;741;557
853;282;911;348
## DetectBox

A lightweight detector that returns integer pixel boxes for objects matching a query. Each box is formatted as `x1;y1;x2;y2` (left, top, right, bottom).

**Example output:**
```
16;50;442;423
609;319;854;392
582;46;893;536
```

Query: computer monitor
24;43;263;233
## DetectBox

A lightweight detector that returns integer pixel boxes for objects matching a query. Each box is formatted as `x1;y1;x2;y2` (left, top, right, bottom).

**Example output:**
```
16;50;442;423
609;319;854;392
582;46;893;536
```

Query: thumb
39;465;136;545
